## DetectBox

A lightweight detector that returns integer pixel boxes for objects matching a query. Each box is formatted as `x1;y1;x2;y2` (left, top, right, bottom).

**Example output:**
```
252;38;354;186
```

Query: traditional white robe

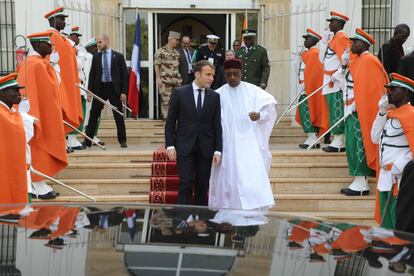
209;81;277;210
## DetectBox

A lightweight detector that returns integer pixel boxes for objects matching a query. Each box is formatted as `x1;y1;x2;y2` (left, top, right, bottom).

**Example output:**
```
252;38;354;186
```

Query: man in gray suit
178;36;194;85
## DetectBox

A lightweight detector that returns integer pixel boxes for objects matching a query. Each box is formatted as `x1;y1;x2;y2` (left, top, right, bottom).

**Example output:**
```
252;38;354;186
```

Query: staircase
44;118;376;225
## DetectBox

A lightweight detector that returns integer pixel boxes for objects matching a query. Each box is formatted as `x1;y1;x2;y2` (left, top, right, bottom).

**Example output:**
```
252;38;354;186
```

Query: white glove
62;22;71;36
330;69;344;83
323;30;332;43
344;102;356;114
341;49;350;66
378;94;389;115
50;51;60;64
18;98;30;113
297;45;305;55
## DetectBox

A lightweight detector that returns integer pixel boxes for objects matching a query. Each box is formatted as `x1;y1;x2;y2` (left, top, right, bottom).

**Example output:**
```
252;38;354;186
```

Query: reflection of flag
124;209;136;243
127;15;141;118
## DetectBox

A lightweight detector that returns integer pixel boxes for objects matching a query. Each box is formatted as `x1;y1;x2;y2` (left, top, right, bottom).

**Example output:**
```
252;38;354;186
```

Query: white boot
348;176;369;191
341;176;370;196
66;134;83;149
32;181;54;198
299;132;319;149
330;134;345;149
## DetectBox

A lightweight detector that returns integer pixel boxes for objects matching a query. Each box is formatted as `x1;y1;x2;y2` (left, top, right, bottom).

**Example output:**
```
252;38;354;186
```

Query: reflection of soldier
154;31;182;119
195;34;225;89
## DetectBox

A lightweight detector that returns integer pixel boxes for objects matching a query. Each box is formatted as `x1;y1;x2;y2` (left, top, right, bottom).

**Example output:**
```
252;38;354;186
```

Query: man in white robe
209;58;277;210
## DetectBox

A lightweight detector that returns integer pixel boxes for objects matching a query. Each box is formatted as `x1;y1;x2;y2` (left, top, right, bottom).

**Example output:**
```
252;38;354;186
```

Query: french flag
127;15;141;118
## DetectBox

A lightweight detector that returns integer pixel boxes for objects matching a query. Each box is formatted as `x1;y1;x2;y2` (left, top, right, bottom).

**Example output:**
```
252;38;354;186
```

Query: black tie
197;89;202;114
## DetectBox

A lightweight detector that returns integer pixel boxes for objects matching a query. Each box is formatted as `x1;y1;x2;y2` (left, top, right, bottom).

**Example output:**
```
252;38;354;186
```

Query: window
362;0;393;54
124;9;149;61
0;0;15;76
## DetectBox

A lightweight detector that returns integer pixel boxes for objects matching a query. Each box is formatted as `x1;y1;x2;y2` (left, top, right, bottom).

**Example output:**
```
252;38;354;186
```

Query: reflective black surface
0;203;413;276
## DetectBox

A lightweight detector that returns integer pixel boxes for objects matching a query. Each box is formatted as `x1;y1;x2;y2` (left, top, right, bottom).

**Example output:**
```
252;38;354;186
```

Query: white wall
15;0;93;48
394;0;414;51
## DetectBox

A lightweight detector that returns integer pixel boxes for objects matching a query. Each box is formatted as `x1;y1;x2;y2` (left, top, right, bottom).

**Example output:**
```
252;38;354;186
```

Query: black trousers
396;160;414;233
86;83;126;145
176;142;212;206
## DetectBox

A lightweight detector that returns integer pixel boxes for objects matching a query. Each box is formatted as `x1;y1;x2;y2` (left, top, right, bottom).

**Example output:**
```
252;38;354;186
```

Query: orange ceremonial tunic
49;29;83;132
295;47;330;134
0;102;28;204
17;54;68;181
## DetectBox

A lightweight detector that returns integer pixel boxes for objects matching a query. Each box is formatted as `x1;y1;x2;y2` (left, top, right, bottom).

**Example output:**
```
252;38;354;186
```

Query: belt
381;163;394;171
324;69;337;76
344;98;354;106
324;70;337;88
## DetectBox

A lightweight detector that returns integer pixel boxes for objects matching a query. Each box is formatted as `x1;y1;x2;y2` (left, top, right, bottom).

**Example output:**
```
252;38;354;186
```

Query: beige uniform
154;45;182;119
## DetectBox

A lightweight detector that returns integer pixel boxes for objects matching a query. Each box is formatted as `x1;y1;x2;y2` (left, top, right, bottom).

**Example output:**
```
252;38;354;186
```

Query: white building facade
5;0;414;118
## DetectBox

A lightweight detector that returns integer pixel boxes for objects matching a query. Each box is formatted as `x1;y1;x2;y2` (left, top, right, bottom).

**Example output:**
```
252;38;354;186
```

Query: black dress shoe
299;143;321;149
340;188;369;196
30;228;51;239
66;148;74;153
29;193;37;199
288;241;303;250
38;191;59;200
120;143;128;148
82;141;92;148
93;141;105;146
368;258;383;268
322;146;345;152
45;238;65;249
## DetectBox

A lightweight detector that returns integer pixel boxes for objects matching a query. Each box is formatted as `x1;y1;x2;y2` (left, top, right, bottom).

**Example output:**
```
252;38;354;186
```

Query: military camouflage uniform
154;45;182;119
236;45;270;88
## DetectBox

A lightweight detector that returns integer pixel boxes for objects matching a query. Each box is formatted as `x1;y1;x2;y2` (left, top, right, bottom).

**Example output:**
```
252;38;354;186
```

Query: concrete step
35;194;375;213
268;163;349;178
273;194;375;212
56;163;152;179
67;149;347;164
50;177;375;196
99;118;293;128
49;179;150;196
271;177;376;194
57;162;350;179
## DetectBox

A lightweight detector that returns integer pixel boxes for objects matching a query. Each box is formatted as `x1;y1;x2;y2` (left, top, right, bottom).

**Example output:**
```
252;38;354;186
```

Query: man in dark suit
84;34;128;148
165;60;223;206
378;24;410;74
178;35;194;85
398;50;414;105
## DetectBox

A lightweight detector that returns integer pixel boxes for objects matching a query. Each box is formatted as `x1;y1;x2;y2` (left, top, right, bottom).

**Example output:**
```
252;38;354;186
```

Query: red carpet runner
149;147;179;204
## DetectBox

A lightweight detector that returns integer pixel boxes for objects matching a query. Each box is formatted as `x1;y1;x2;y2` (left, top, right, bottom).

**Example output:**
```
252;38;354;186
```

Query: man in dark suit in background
84;34;129;148
378;24;410;74
398;49;414;105
178;35;194;85
165;60;223;206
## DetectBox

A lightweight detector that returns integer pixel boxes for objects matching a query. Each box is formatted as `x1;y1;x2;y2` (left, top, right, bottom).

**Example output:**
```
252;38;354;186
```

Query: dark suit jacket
88;49;129;95
378;38;405;74
398;51;414;106
178;47;194;85
165;84;222;158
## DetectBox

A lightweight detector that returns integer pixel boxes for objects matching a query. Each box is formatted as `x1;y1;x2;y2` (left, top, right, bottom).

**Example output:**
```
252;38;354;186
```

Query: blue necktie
197;89;202;114
103;50;110;82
